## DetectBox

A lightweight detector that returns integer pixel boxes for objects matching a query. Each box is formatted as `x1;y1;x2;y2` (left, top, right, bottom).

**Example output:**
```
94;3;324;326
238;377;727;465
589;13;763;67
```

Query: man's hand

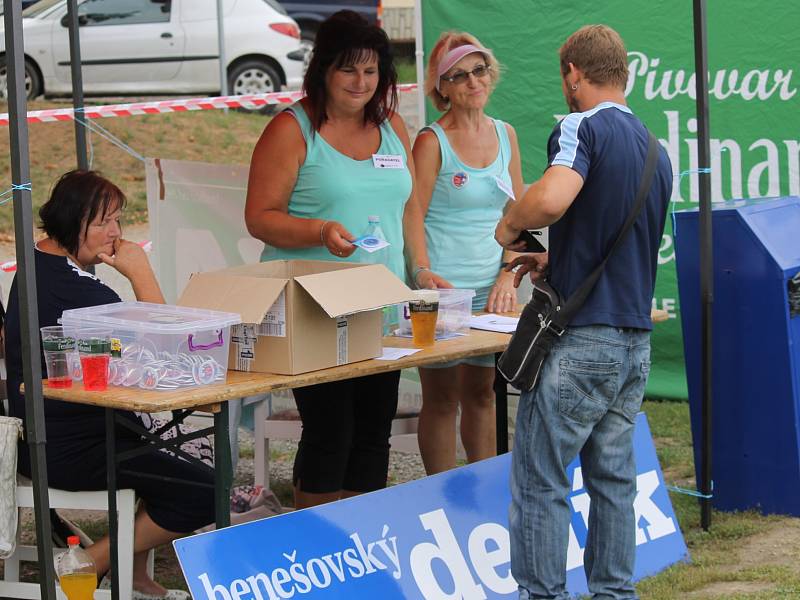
495;216;524;250
504;253;549;288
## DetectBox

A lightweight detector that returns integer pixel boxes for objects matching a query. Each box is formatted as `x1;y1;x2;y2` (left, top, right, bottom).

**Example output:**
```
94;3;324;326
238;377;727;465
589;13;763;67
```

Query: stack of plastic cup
40;326;76;388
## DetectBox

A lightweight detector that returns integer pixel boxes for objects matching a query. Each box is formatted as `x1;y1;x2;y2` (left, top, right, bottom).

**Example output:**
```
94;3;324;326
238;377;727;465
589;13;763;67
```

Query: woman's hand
504;253;549;288
485;269;518;313
321;221;356;258
98;239;149;278
98;239;165;303
415;269;453;290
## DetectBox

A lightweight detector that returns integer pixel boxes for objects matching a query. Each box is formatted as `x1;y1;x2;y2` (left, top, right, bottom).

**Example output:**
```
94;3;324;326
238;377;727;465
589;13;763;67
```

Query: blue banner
175;413;687;598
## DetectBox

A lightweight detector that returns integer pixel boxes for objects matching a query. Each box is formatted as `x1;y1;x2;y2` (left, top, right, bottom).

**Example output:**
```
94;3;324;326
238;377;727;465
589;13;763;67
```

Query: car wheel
0;58;42;100
228;60;282;115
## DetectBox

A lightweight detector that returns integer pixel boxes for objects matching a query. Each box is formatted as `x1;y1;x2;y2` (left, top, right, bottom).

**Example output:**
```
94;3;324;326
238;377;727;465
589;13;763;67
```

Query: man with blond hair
495;25;673;599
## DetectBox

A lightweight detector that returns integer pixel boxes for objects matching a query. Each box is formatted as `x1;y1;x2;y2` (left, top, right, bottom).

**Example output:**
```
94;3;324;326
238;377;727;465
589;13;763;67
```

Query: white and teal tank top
261;102;412;281
424;118;513;289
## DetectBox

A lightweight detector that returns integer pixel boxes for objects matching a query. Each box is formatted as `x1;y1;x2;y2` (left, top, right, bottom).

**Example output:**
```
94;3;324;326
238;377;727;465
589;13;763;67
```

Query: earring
571;84;578;91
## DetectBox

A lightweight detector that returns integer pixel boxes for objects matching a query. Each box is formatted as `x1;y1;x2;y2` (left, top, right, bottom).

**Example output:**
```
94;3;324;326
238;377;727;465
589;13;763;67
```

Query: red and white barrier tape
0;240;152;273
0;84;419;126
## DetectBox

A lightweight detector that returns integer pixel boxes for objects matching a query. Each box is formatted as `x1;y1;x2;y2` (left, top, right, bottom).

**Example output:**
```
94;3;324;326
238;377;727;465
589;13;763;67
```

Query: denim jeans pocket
621;359;651;422
558;358;621;425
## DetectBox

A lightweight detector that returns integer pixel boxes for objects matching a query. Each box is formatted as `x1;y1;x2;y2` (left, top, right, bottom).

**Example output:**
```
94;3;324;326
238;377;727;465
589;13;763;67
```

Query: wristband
412;266;431;285
319;220;330;246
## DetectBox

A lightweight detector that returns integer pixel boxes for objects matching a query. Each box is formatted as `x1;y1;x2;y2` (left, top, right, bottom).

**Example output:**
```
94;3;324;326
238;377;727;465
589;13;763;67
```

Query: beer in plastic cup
40;326;75;388
76;328;112;391
409;290;439;348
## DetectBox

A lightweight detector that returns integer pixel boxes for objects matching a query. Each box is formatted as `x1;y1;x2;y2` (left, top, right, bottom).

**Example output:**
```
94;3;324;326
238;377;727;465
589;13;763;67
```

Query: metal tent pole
692;0;714;532
3;1;57;597
216;0;229;115
65;0;88;169
413;0;425;130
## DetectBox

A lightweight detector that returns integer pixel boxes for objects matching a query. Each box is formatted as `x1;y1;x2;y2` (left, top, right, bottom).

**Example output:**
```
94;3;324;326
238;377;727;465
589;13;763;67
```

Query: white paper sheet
376;347;423;361
469;314;519;333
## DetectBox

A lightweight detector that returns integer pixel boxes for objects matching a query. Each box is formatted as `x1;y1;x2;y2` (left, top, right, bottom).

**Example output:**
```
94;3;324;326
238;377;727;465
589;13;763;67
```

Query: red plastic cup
76;328;112;391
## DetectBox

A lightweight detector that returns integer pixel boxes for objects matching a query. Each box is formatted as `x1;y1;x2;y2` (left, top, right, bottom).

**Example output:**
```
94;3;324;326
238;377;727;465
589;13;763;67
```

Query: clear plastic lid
60;301;241;333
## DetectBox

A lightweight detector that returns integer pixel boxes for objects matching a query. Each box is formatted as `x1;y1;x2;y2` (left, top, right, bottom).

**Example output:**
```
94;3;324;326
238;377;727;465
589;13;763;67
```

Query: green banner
421;0;800;399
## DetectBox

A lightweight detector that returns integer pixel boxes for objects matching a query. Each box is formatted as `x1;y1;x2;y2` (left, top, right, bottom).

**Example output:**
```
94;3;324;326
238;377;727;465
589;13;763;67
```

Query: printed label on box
336;317;348;365
258;290;286;337
232;324;256;371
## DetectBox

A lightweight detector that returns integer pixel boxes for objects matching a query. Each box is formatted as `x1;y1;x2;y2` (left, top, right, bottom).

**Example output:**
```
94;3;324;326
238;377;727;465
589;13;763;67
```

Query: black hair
302;10;398;130
38;170;126;257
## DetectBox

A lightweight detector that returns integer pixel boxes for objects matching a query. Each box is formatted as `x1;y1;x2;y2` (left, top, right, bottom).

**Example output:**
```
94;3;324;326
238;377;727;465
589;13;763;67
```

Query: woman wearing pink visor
406;33;524;474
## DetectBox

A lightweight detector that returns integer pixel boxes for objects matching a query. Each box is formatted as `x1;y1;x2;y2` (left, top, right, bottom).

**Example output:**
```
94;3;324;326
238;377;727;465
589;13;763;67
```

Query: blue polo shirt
546;102;673;330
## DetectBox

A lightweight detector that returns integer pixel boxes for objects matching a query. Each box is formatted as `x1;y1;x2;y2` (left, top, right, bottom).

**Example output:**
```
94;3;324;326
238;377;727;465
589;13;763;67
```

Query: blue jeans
510;325;651;600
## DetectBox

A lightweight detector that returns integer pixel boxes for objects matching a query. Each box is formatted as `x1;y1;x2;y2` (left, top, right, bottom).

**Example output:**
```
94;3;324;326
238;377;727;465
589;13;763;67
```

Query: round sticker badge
452;171;468;189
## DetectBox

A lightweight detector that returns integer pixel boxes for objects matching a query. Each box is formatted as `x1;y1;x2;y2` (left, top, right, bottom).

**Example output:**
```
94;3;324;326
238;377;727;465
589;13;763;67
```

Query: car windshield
261;0;287;16
23;0;64;18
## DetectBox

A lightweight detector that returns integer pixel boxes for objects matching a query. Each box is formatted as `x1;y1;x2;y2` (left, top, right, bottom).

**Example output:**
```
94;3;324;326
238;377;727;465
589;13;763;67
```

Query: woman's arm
244;110;356;257
406;128;452;289
486;124;526;313
98;239;164;303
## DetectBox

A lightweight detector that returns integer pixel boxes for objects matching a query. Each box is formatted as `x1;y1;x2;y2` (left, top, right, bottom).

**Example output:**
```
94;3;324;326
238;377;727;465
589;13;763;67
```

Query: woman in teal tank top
244;12;415;509
406;33;525;475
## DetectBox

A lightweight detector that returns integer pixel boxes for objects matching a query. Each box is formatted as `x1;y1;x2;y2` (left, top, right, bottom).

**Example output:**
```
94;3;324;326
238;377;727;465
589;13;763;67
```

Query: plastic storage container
60;301;241;391
395;288;475;338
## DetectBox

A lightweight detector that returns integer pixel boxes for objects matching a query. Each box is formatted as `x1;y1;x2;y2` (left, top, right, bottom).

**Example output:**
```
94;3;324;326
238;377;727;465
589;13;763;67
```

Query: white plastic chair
0;484;153;600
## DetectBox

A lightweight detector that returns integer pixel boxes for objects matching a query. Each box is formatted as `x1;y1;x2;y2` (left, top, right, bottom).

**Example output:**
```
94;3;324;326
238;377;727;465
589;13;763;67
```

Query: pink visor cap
435;44;494;91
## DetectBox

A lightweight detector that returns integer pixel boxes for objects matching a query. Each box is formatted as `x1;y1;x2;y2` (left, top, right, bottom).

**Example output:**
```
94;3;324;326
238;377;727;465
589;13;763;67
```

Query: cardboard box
177;260;415;375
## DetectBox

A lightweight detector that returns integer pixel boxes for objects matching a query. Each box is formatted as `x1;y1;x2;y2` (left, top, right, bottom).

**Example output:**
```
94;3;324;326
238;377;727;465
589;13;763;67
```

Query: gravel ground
233;428;429;495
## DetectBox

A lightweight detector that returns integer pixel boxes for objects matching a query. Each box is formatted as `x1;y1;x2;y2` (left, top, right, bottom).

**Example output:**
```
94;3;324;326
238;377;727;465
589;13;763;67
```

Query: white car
0;0;305;99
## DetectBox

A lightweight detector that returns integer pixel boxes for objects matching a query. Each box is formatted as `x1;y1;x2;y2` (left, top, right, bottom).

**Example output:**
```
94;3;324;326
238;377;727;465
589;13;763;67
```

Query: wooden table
36;328;512;600
41;329;512;412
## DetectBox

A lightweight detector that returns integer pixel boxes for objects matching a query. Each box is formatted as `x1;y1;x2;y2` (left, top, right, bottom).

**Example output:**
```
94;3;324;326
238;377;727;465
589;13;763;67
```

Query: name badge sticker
372;154;404;169
493;175;516;200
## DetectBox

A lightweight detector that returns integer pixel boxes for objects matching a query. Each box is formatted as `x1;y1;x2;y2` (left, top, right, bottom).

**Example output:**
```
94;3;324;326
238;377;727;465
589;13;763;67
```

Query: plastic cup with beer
76;328;112;391
408;289;440;348
40;326;76;389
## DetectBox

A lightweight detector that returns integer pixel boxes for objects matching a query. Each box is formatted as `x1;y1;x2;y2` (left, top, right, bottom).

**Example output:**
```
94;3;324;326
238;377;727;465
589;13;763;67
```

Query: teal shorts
421;285;496;370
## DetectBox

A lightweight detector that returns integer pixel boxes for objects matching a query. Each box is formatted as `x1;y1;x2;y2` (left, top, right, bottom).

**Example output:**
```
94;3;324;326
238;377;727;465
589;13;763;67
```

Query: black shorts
292;371;400;494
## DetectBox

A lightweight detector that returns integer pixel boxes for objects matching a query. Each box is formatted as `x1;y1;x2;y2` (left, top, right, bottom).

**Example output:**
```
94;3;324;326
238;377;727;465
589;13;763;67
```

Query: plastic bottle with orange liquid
56;536;97;600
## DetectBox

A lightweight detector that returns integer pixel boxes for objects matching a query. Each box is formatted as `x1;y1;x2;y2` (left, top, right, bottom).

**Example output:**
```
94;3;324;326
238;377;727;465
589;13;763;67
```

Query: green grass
636;400;800;598
0;101;269;237
396;57;417;84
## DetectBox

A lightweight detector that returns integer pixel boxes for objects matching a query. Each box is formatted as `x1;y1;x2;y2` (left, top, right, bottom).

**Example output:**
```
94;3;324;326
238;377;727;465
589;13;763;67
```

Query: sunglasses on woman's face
441;64;491;85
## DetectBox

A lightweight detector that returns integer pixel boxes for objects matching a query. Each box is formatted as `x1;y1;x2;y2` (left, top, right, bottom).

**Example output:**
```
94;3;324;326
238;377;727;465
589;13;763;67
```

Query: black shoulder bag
497;131;660;392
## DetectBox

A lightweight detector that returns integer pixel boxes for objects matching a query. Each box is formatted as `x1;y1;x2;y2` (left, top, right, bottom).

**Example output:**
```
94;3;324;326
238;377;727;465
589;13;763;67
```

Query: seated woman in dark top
5;170;213;600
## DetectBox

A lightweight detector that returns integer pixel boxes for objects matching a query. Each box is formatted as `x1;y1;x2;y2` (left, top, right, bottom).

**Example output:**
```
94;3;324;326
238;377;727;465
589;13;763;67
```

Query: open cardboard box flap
177;272;288;324
294;263;416;318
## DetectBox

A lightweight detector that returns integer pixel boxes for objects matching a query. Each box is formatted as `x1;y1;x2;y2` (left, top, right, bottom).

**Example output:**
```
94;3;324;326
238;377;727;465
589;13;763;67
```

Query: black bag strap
554;130;660;327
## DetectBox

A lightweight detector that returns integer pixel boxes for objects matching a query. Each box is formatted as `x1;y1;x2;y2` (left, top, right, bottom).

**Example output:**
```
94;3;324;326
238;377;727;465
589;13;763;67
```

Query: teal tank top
424;118;513;289
260;102;412;281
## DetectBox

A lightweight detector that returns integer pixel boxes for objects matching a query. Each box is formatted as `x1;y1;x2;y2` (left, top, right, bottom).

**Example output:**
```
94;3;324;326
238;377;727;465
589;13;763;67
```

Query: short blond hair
424;31;501;112
559;25;628;89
